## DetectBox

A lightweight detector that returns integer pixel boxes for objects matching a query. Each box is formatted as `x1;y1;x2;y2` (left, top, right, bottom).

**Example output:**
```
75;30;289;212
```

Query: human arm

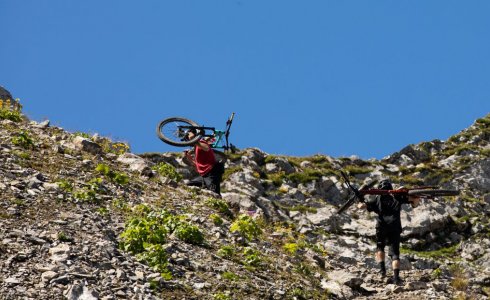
194;140;211;151
408;196;421;208
183;150;196;167
357;197;378;211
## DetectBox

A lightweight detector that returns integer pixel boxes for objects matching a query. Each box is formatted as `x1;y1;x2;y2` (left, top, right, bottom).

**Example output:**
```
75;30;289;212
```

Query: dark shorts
376;228;401;260
188;162;224;195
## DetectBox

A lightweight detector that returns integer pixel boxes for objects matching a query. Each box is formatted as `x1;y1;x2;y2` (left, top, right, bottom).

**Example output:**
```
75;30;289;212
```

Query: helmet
378;179;393;190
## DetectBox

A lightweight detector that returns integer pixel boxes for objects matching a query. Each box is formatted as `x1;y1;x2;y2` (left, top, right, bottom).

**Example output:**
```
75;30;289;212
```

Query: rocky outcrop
0;113;489;299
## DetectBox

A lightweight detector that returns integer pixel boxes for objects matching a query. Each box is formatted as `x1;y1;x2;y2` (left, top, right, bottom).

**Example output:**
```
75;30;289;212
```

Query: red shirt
194;141;216;176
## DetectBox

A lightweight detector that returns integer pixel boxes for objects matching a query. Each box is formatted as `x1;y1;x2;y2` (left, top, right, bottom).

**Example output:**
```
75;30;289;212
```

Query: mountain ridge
0;109;489;299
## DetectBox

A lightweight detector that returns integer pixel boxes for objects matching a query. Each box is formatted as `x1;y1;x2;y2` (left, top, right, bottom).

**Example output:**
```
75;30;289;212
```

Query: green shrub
279;204;317;214
344;165;372;175
287;168;323;184
294;263;313;276
57;179;73;193
120;209;170;272
450;264;468;291
400;243;459;259
210;213;223;226
101;140;130;155
11;131;34;149
205;198;232;217
96;164;129;185
174;223;204;245
13;151;30;160
283;243;301;255
398;175;424;186
73;178;105;203
213;293;232;300
217;245;235;259
267;171;286;186
431;268;442;279
73;132;92;139
230;214;262;242
120;205;205;274
137;243;169;274
242;247;262;267
152;162;183;182
57;231;73;242
97;207;109;215
0;109;22;122
222;271;240;281
443;144;479;157
222;166;243;181
481;148;490;157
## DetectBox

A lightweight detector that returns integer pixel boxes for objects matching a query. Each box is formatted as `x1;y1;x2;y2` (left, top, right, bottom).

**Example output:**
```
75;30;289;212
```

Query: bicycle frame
181;113;235;151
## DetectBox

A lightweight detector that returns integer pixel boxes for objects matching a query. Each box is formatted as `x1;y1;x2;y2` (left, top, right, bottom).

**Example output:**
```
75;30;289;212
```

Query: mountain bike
157;113;236;165
337;171;460;215
156;113;236;150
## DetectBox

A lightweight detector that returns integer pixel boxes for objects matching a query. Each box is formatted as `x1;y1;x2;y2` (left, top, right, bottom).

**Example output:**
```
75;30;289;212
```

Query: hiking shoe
387;277;403;285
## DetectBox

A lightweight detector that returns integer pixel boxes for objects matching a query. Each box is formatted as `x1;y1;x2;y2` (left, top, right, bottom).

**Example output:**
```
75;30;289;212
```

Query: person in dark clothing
358;179;420;285
183;129;224;196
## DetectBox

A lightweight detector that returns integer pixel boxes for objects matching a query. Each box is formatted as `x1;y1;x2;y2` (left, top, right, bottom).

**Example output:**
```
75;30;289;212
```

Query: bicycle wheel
408;189;460;198
156;117;203;147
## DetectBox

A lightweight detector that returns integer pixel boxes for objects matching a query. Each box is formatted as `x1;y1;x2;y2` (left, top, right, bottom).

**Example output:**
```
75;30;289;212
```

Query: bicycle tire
156;117;203;147
408;189;460;197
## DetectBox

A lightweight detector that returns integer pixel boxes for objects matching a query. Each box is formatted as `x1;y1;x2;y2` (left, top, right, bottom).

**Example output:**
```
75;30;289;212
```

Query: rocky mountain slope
0;109;489;300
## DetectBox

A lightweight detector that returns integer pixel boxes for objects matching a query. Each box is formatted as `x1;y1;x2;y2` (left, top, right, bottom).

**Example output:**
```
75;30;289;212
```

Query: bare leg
392;259;401;283
376;251;386;277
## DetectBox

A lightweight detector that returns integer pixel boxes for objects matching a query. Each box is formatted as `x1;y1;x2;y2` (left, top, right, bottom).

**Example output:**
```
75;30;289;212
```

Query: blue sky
2;1;489;159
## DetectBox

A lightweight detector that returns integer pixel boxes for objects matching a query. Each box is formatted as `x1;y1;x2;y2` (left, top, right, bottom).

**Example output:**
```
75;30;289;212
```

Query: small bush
57;179;73;192
0;109;22;122
267;171;286;186
431;268;442;279
96;164;129;185
11;131;34;149
73;132;92;139
230;214;262;242
205;198;232;217
222;166;243;181
287;168;323;184
73;178;104;203
400;243;459;259
283;243;301;255
152;162;183;182
13;151;30;160
344;165;372;175
174;223;204;245
120;205;205;275
450;264;468;291
57;231;74;242
217;245;235;259
213;293;232;300
222;271;239;281
210;213;223;226
242;247;262;267
102;141;130;155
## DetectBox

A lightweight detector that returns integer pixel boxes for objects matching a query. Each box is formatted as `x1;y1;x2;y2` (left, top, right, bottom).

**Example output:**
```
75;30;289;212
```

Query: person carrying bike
183;128;224;196
357;179;420;285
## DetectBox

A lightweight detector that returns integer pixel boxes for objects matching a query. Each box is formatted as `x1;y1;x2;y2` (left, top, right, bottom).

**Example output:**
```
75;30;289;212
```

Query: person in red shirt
183;128;224;195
